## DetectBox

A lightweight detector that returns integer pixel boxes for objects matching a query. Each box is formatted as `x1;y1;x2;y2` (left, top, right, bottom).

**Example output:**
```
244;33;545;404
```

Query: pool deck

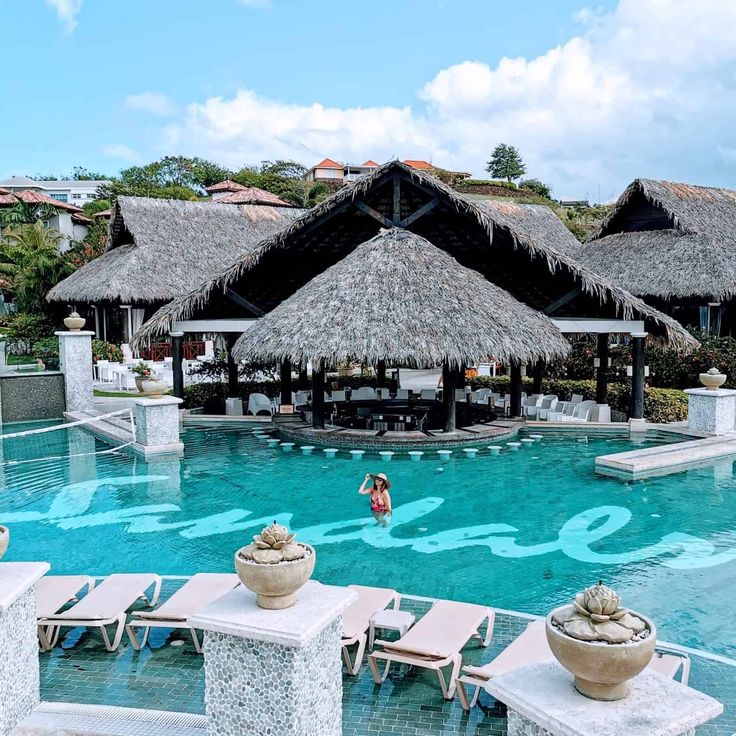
26;579;736;736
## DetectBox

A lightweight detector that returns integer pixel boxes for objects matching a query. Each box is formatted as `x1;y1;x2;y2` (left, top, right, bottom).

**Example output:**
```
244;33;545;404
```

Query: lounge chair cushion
342;585;397;641
36;575;94;619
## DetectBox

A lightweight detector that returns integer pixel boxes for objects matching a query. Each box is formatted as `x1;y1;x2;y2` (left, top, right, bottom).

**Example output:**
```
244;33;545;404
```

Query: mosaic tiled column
684;388;736;435
132;396;184;457
188;580;356;736
0;562;50;736
56;330;94;412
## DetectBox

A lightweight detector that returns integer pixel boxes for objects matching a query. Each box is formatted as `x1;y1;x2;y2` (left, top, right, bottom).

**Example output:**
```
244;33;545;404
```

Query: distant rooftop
0;176;109;189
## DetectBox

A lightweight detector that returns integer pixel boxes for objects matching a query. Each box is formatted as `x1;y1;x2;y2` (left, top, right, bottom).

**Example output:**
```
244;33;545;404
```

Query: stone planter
700;370;727;391
135;376;145;392
0;525;8;559
235;544;315;609
141;380;168;398
546;605;656;700
63;314;86;331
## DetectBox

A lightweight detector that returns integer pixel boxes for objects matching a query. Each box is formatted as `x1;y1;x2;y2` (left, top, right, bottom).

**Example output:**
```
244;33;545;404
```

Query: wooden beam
392;176;401;224
354;199;394;229
543;286;581;315
224;287;265;317
399;196;441;228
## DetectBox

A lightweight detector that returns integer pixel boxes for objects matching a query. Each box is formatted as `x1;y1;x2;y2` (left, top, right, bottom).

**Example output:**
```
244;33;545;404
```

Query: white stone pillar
56;330;94;412
0;562;50;735
684;388;736;435
188;580;356;736
132;396;184;457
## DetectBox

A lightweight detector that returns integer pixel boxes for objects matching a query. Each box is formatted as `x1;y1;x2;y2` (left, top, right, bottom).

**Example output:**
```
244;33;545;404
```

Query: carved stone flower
242;522;307;564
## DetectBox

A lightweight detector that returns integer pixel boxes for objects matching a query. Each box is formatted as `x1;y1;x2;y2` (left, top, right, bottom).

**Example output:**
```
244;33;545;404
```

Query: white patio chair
522;395;541;417
121;344;134;363
396;388;410;400
570;393;584;404
472;388;491;404
559;400;596;422
376;387;390;400
247;393;274;416
538;397;560;421
115;367;137;391
294;391;309;407
94;359;109;381
353;387;376;400
331;390;346;402
420;389;437;401
527;395;557;420
99;361;120;383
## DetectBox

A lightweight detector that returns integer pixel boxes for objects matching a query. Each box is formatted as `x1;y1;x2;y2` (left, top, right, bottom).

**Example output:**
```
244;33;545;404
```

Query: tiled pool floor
39;582;736;736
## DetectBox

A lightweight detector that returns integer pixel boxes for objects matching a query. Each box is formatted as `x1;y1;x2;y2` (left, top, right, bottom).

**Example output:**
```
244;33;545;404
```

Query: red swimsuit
371;492;387;513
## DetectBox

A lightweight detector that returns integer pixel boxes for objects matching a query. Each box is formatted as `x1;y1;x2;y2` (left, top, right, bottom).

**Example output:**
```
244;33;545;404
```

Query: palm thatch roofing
132;161;696;351
579;179;736;300
48;196;304;306
234;228;570;368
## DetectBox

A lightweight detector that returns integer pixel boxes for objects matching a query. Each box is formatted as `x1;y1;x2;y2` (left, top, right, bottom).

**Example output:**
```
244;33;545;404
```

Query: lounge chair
353;387;377;400
341;584;400;675
247;393;274;416
456;620;691;710
526;395;557;419
376;387;390;400
368;600;494;699
37;573;162;652
36;575;96;648
420;389;437;401
126;573;239;652
396;388;411;400
560;399;596;422
330;390;346;402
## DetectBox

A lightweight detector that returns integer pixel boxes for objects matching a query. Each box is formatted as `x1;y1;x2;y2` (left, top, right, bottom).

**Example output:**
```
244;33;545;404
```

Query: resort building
578;179;736;335
304;158;471;184
48;196;303;343
0;174;109;204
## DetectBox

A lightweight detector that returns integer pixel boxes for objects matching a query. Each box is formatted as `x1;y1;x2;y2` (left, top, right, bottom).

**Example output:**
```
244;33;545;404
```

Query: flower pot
0;526;9;559
699;371;727;390
141;380;168;398
63;315;86;331
135;377;145;392
546;605;656;701
235;544;316;609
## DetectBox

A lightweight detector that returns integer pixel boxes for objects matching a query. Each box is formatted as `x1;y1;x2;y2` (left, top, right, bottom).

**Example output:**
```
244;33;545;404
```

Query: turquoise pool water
2;422;736;657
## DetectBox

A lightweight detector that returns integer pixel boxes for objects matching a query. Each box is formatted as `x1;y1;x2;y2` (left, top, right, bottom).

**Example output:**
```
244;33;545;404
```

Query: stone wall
0;372;65;422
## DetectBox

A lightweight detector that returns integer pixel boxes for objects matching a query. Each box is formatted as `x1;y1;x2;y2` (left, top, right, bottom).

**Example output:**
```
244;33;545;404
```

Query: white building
0;175;109;205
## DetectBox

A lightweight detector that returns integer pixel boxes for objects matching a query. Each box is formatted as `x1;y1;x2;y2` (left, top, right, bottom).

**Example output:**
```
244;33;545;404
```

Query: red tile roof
313;158;343;170
361;160;379;167
206;179;248;194
214;187;292;207
0;189;84;213
403;159;433;170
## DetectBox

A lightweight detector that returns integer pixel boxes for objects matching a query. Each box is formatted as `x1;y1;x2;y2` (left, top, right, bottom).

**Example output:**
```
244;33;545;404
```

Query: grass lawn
7;354;36;366
93;389;140;398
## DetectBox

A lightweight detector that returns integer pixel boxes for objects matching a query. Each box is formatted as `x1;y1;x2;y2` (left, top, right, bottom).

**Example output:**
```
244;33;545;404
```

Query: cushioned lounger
36;575;96;649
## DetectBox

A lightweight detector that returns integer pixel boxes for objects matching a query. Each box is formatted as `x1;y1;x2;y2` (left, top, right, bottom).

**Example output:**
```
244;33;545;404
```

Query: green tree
82;198;111;217
486;144;526;183
0;201;58;228
0;222;73;314
519;178;552;199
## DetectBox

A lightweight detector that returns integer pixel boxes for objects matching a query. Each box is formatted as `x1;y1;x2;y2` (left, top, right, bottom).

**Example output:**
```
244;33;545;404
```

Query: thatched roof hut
579;179;736;300
133;161;695;351
234;228;571;368
48;196;303;306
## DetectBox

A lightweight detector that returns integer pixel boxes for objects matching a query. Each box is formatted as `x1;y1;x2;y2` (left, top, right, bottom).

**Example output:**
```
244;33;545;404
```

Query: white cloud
102;144;143;164
153;0;736;199
125;92;177;117
45;0;83;33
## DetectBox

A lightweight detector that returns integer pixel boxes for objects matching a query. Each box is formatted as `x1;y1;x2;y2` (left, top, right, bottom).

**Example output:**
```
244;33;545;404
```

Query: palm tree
0;221;72;314
0;201;58;228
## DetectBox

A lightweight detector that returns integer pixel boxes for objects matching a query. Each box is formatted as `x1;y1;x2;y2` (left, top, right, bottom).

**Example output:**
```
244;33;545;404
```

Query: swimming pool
2;422;735;658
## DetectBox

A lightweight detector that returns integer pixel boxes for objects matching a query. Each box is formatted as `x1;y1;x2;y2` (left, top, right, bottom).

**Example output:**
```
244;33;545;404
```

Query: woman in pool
358;472;392;526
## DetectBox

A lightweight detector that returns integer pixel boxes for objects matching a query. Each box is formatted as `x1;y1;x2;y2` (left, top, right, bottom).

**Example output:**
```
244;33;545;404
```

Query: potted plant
141;378;169;398
699;366;727;390
235;522;315;609
132;361;153;392
63;311;86;332
0;525;8;559
546;582;655;701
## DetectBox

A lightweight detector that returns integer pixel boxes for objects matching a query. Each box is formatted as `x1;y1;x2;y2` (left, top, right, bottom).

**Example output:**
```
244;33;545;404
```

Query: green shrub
519;178;552;198
31;336;60;370
3;313;53;353
642;388;688;423
461;179;518;189
92;340;123;363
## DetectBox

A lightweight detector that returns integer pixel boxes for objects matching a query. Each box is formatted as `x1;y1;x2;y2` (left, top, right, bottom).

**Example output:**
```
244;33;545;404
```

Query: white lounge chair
36;575;96;648
376;388;390;400
472;388;491;404
522;395;542;417
294;391;309;407
341;585;400;675
331;390;346;402
455;389;468;402
396;388;410;400
368;600;494;700
353;387;377;400
247;393;274;416
560;399;596;422
456;620;691;710
126;573;239;652
38;573;162;652
570;393;584;404
528;395;558;420
420;389;437;401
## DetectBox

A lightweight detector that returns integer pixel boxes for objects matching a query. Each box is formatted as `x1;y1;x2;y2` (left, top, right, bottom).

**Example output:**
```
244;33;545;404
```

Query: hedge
467;376;688;424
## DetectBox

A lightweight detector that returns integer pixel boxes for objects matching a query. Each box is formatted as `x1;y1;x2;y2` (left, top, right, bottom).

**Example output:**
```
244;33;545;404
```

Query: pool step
15;702;206;736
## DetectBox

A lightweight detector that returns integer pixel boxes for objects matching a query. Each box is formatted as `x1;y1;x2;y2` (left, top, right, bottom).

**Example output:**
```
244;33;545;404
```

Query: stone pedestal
486;661;722;736
188;580;356;736
0;562;50;736
684;388;736;435
56;330;94;412
132;396;184;457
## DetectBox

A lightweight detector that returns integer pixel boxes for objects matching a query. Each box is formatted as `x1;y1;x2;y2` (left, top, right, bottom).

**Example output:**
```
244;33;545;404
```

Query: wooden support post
225;335;239;397
596;333;609;405
280;360;292;407
171;331;184;399
377;360;387;386
629;333;646;420
299;363;309;390
510;362;523;418
533;359;544;395
312;366;325;429
442;363;458;433
392;176;401;225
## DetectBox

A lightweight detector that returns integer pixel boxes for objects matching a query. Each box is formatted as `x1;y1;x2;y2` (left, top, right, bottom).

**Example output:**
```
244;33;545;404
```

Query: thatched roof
48;196;303;305
215;187;292;207
132;161;696;351
581;179;736;300
206;180;247;194
234;228;571;368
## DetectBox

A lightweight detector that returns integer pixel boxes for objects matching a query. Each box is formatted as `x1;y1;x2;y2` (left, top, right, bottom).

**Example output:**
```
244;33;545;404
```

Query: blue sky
2;0;735;200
